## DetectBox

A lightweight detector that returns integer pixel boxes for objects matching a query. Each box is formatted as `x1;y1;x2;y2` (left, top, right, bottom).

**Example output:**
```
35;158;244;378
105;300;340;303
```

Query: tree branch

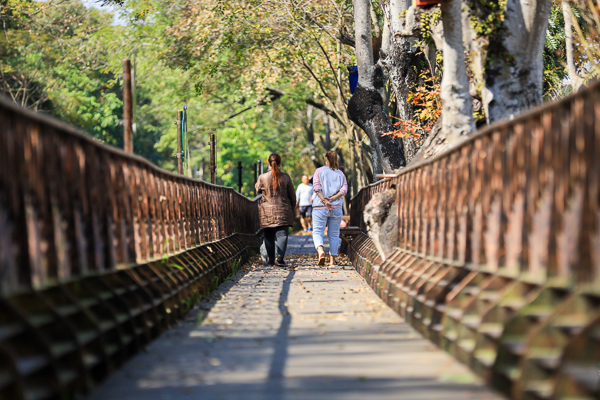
217;88;284;124
338;24;356;47
266;86;347;128
303;11;340;44
311;36;347;104
299;53;341;107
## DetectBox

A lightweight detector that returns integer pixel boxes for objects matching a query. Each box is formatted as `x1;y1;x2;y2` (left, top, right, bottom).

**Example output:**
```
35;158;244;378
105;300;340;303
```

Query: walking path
88;235;503;400
284;232;328;255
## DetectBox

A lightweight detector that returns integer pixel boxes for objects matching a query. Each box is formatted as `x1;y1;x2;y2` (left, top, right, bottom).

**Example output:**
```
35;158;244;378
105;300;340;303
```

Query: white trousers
312;208;343;256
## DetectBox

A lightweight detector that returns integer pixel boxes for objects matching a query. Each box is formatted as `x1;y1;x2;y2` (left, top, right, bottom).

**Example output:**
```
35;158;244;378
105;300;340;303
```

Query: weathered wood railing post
253;162;258;195
237;161;243;193
176;111;183;174
210;133;216;184
122;58;133;153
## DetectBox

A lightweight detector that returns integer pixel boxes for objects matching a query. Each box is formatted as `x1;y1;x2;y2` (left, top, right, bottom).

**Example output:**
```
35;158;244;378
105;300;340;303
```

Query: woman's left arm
287;177;297;206
255;176;263;194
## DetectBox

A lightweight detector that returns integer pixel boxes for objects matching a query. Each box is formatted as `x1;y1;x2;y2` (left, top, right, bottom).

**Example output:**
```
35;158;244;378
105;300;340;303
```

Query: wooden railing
0;95;260;295
349;82;600;399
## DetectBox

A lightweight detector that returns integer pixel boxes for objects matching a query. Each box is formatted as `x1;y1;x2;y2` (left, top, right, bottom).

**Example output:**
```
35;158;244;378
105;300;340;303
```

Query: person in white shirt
312;151;348;266
295;175;314;232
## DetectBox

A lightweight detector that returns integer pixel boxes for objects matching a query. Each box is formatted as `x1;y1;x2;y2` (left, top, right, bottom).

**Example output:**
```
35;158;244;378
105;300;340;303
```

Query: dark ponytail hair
325;151;339;170
268;153;282;190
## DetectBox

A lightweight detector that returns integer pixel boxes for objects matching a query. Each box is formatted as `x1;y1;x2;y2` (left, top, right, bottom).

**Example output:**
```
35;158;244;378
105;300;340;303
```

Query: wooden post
253;162;257;195
122;59;133;153
210;134;216;184
183;104;191;177
237;161;243;193
176;111;183;174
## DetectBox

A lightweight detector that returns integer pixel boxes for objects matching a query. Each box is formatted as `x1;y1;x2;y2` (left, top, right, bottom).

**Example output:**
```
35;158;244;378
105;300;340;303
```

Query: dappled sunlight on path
88;236;504;400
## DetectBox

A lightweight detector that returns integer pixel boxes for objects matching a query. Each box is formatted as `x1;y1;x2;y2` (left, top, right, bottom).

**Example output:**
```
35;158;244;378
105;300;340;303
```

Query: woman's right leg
326;208;343;265
274;226;289;263
327;208;343;256
263;228;276;265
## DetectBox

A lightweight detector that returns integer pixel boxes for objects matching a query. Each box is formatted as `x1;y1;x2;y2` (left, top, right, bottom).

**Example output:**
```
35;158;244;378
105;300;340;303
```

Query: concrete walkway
284;232;326;254
88;235;504;400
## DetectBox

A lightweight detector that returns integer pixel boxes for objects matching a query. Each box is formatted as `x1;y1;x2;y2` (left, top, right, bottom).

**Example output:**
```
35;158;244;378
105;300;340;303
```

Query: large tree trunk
483;0;553;123
380;0;418;122
404;0;474;166
349;137;357;197
440;0;475;140
562;0;584;92
380;0;423;165
348;0;406;174
321;111;332;151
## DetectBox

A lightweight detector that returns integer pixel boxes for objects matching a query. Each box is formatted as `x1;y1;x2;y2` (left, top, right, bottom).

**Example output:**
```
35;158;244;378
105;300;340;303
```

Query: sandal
318;251;326;266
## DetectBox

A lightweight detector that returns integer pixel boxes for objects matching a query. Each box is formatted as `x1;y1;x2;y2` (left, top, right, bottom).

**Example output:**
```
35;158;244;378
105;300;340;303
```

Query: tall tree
379;0;423;164
562;0;585;91
439;0;474;139
376;0;558;164
479;1;554;122
348;0;406;173
164;0;381;191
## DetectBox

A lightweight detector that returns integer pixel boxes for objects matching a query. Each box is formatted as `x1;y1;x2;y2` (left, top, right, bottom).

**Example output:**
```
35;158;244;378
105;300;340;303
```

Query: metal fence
348;82;600;398
0;95;261;295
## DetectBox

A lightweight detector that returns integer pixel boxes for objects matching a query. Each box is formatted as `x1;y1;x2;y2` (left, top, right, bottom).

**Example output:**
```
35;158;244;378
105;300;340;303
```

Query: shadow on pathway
87;236;505;400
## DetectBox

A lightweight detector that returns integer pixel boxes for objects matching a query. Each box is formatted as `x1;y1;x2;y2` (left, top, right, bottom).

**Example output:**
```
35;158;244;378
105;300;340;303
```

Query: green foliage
161;238;184;269
543;2;569;98
419;9;441;48
225;257;242;280
1;0;320;193
50;65;123;144
213;105;309;196
0;0;166;161
542;1;592;99
181;291;203;312
3;0;593;183
162;0;352;185
467;0;507;37
466;0;510;69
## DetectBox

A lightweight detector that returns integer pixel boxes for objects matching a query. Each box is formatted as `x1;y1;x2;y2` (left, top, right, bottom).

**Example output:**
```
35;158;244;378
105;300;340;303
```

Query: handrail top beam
0;94;258;203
